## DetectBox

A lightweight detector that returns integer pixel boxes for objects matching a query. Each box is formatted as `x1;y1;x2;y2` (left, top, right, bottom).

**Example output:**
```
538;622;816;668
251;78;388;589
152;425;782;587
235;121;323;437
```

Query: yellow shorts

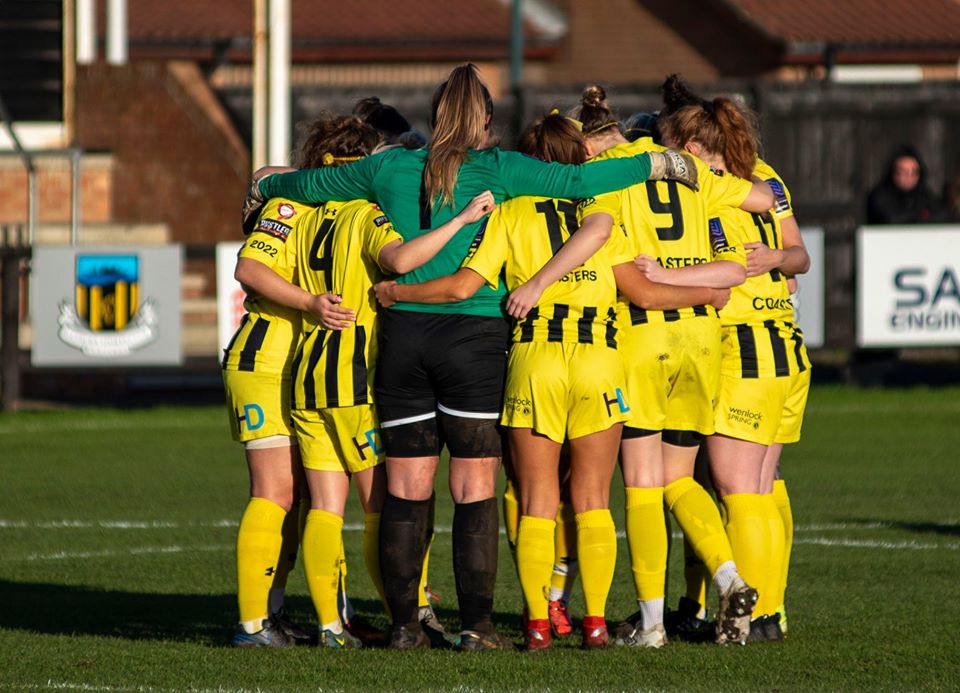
713;369;810;445
618;317;721;435
501;341;630;444
292;405;384;474
223;369;294;443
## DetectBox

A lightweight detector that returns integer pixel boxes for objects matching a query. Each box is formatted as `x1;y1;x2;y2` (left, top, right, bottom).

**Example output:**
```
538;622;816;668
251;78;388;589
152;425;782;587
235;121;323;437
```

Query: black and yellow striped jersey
717;160;809;378
720;320;809;379
274;199;402;410
463;195;633;347
580;138;750;327
221;198;311;376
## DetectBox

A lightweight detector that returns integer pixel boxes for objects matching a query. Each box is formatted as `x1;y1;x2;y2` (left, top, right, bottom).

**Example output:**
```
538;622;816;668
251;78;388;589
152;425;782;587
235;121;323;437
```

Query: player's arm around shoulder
612;261;730;311
377;191;496;275
745;160;810;277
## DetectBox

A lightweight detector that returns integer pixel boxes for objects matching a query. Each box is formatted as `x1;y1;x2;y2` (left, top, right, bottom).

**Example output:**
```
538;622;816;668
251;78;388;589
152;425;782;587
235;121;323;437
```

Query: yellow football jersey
463;196;633;346
221;198;310;376
715;160;810;378
274;199;402;409
580;138;750;327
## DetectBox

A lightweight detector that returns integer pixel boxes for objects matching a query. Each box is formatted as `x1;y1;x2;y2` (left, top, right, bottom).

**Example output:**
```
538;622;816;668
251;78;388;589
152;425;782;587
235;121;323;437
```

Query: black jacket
866;146;946;224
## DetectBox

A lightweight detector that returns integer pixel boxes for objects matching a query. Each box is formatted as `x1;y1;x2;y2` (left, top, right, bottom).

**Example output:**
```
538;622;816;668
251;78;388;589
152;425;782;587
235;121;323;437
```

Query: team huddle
221;64;810;651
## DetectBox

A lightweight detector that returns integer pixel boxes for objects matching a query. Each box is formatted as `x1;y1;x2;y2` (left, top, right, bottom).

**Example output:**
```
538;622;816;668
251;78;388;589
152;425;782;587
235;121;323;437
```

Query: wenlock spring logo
57;254;159;357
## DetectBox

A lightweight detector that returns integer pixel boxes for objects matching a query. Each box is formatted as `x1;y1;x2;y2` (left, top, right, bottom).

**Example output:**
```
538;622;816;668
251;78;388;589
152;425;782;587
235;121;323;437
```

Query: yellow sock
517;515;556;620
236;497;286;628
417;530;435;609
772;479;793;618
721;493;769;610
303;509;345;629
268;502;302;613
576;509;617;618
549;501;577;599
363;512;388;615
683;536;709;611
760;494;785;617
503;479;520;568
624;487;667;603
665;477;734;576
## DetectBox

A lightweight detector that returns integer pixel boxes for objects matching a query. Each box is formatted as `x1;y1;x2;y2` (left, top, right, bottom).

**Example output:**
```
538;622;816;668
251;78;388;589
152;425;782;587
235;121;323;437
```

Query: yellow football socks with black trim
517;515;556;621
772;479;793;619
236;497;286;631
303;509;345;629
721;493;770;612
664;477;734;576
625;487;667;605
576;509;617;618
268;501;302;615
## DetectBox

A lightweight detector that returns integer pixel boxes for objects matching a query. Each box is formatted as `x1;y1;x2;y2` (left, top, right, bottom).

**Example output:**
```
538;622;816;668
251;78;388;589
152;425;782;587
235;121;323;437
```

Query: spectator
866;145;946;224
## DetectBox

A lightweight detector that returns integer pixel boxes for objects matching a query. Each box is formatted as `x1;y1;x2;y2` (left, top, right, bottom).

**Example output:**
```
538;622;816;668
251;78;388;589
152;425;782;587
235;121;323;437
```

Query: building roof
98;0;560;62
721;0;960;61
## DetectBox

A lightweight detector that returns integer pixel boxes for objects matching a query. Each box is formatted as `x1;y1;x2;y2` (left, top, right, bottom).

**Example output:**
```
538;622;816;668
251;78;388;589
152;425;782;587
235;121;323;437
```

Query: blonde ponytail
426;64;493;207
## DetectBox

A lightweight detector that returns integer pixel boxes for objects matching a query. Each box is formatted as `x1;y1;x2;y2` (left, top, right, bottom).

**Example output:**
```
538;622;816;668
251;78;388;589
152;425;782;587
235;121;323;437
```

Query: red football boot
581;615;609;650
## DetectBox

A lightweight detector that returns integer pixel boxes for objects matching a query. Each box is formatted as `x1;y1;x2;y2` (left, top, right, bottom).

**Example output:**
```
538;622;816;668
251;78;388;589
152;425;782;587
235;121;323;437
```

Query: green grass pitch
1;385;959;691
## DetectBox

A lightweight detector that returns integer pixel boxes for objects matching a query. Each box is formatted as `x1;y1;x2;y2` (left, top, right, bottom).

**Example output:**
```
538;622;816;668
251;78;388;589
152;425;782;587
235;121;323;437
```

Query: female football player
244;64;700;650
224;173;327;649
240;113;495;647
571;85;773;646
653;75;811;642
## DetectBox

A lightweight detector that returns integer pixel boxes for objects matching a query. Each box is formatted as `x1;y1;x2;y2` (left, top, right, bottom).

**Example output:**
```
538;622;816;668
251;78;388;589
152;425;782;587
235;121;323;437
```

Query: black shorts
376;310;509;421
375;310;508;457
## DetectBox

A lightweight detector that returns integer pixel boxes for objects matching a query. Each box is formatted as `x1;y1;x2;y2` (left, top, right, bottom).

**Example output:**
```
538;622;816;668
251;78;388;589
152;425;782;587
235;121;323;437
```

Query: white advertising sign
858;226;960;347
216;242;246;352
794;227;824;349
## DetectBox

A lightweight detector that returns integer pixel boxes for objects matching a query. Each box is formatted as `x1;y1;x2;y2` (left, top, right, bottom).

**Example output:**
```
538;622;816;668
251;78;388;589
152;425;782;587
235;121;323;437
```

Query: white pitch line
795;522;895;532
0;682;272;693
18;544;232;562
0;519;239;530
794;536;960;551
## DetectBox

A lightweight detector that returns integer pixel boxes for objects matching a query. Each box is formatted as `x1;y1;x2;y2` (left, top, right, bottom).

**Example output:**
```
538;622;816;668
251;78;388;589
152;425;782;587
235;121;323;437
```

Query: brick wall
0;154;113;224
74;61;250;245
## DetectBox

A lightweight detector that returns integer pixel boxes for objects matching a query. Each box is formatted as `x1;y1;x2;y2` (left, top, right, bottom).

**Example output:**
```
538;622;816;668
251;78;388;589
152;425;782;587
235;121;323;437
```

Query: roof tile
725;0;960;45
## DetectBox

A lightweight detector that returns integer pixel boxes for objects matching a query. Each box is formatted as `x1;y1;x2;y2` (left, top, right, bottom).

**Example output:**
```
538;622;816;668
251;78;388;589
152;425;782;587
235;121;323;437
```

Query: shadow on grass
0;580;522;645
846;519;960;537
889;520;960;537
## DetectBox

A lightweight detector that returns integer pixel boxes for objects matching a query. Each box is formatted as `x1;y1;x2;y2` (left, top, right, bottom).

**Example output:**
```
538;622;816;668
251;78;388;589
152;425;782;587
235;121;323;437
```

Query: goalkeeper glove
646;149;699;191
